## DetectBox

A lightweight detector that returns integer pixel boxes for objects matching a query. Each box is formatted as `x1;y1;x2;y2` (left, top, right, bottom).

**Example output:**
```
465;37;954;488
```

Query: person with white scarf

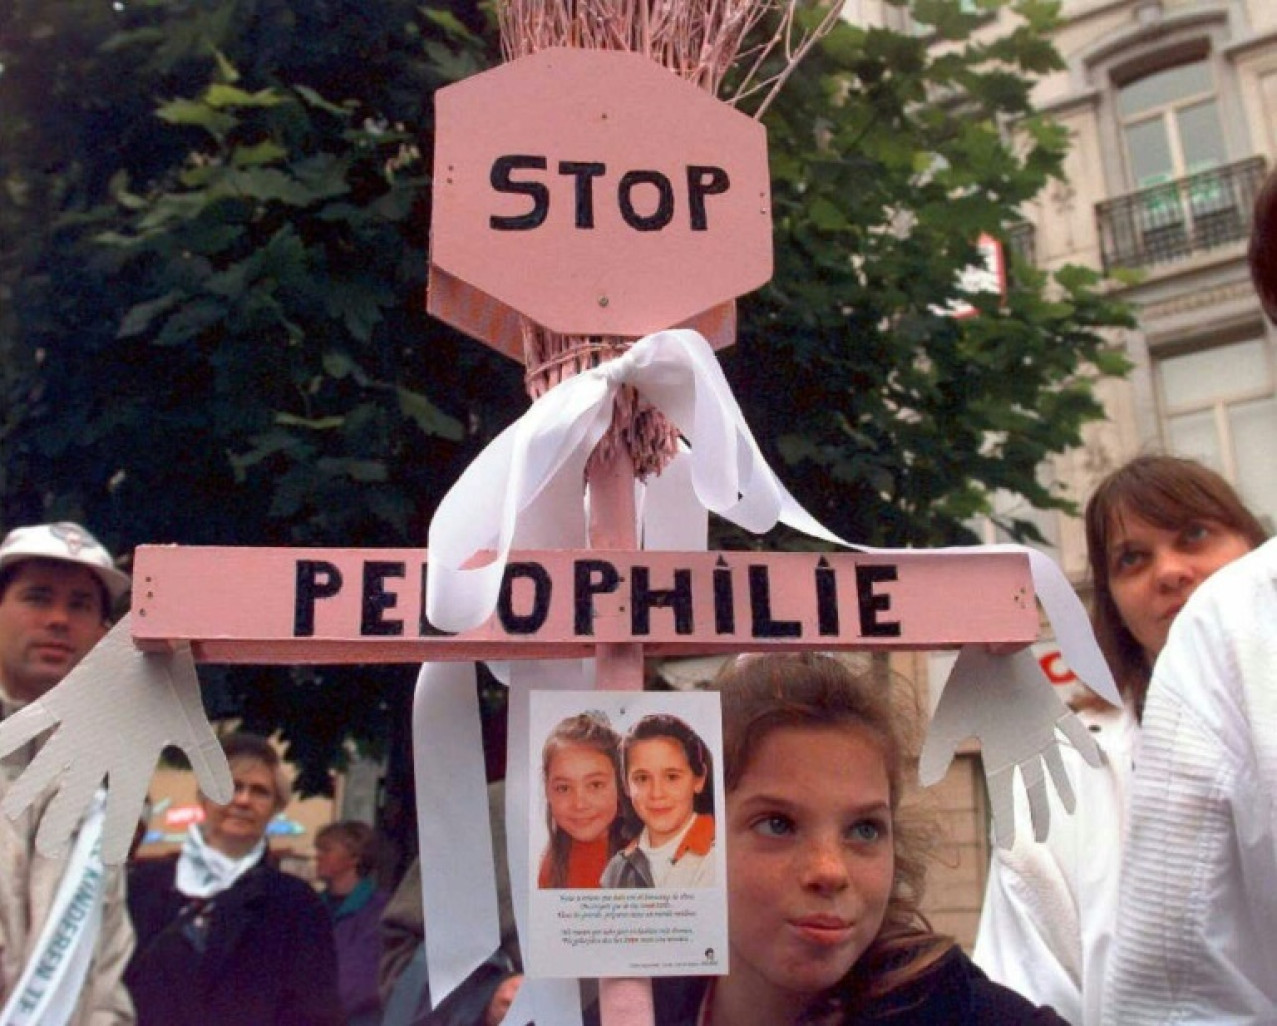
124;733;341;1026
0;522;135;1026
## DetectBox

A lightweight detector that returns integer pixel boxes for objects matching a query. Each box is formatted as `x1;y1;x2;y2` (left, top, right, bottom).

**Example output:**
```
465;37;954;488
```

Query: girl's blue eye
752;815;793;838
849;820;884;843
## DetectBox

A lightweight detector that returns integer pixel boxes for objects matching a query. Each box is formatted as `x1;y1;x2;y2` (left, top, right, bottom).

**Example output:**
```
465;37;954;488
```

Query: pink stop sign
429;47;772;350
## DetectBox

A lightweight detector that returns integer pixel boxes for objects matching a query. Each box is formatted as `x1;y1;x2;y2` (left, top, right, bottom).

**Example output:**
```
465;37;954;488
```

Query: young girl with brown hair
538;711;628;888
654;653;1065;1025
601;713;716;889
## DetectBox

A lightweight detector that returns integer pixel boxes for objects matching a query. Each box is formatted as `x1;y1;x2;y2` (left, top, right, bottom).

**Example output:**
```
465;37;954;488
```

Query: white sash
0;790;108;1026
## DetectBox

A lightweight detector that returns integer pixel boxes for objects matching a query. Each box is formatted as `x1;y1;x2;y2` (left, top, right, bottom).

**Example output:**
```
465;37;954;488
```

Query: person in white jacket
973;458;1266;1025
0;522;135;1026
1102;167;1277;1025
1103;537;1277;1023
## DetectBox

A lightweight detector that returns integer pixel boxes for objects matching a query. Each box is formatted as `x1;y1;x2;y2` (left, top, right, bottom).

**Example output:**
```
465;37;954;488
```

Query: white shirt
637;814;714;889
974;702;1135;1026
1103;538;1277;1025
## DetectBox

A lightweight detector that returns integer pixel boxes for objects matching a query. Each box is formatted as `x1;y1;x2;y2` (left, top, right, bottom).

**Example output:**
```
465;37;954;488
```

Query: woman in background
1103;166;1277;1023
315;821;389;1026
973;455;1266;1024
125;732;341;1026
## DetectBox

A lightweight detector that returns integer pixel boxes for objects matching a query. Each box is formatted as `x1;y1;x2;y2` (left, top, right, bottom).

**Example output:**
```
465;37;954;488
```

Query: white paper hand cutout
920;645;1103;848
0;616;231;863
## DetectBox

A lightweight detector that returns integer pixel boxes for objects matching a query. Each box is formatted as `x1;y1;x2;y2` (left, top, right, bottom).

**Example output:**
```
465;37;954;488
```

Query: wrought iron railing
1096;156;1268;273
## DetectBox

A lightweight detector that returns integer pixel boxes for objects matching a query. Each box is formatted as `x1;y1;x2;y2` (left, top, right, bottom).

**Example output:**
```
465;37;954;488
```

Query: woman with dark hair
1104;199;1277;1022
538;711;628;888
601;713;715;888
652;652;1065;1025
974;454;1265;1024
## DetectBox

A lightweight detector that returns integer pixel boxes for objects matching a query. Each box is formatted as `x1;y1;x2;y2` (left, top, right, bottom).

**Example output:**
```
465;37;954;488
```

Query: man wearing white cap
0;522;136;1025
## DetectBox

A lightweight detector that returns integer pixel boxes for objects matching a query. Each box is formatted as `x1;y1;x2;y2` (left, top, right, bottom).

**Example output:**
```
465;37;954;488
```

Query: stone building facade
845;0;1277;948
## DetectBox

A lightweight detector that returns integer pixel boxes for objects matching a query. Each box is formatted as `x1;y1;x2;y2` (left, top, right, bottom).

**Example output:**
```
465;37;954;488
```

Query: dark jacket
649;946;1069;1025
380;781;525;1026
125;854;342;1026
324;877;391;1025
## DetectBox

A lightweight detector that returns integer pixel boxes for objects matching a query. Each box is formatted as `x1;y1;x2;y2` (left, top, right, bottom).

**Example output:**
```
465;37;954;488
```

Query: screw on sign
427;47;772;356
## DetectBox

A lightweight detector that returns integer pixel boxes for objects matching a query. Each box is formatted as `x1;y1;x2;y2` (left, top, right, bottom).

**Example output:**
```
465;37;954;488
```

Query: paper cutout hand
920;645;1103;849
0;616;231;863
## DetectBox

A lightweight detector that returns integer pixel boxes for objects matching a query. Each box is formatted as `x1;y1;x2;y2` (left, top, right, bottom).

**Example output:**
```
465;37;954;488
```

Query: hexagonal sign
428;47;772;358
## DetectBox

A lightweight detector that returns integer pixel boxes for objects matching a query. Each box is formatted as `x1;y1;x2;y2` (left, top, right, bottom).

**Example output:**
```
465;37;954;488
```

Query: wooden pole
588;434;655;1025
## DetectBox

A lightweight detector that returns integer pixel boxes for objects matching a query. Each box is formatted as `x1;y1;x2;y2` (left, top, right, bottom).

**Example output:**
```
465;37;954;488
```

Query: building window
1117;58;1227;191
1112;57;1233;264
1094;42;1265;273
1157;337;1277;528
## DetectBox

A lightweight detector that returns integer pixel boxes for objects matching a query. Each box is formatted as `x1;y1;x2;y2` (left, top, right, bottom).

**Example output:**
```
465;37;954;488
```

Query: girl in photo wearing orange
538;711;628;888
601;714;716;889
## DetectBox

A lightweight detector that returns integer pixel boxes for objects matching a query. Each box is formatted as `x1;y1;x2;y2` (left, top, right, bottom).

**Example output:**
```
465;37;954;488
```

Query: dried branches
497;1;845;116
496;1;846;477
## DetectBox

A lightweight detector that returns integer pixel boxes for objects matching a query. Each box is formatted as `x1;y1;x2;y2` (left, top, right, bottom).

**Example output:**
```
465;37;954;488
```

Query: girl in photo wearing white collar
601;714;715;889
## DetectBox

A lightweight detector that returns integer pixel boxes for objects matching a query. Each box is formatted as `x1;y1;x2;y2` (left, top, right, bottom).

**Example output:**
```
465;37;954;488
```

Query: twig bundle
503;0;845;480
499;0;842;114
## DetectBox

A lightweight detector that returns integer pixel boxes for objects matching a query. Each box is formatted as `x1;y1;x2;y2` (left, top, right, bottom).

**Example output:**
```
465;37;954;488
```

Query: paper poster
526;689;727;978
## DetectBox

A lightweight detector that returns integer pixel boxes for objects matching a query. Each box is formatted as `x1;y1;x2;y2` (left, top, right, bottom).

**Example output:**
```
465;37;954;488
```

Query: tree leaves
1;0;1134;789
0;0;511;789
726;0;1133;549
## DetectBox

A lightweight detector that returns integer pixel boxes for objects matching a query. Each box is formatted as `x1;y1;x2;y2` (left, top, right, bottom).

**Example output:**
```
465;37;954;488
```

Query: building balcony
1095;156;1268;274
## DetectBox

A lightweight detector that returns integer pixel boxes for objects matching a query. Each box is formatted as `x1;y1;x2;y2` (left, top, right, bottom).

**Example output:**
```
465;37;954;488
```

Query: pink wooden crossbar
130;545;1036;663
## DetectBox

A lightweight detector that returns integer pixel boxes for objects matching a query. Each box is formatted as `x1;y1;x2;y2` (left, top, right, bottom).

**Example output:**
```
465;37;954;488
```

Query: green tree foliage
0;0;1133;785
726;0;1133;548
0;0;518;787
1;0;517;547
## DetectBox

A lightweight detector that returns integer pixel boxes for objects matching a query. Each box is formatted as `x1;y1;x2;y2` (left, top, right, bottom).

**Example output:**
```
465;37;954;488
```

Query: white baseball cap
0;522;131;604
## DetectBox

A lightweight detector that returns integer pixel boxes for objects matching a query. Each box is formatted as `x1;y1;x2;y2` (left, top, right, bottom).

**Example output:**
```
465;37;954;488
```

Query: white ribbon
411;660;587;1026
0;791;107;1026
426;328;845;634
412;661;500;1003
425;327;1117;704
415;426;592;1021
501;660;588;1026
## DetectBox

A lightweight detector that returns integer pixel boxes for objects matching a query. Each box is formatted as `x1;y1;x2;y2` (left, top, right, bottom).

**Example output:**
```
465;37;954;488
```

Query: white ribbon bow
426;328;844;635
425;328;1116;707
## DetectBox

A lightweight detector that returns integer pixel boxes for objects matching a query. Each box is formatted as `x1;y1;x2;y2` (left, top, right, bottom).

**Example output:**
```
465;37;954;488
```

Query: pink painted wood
129;546;1037;662
428;48;770;349
428;263;739;359
588;444;655;1025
